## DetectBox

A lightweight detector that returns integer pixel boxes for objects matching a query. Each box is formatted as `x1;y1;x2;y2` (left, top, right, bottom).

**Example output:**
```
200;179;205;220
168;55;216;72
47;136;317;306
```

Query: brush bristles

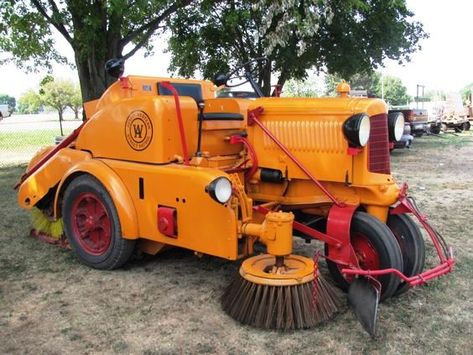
31;208;64;239
222;272;342;330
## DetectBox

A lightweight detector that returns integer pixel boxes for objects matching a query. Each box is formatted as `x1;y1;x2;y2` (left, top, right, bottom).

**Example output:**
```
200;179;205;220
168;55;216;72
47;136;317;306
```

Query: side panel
103;159;238;260
76;96;199;164
18;148;91;209
55;159;140;239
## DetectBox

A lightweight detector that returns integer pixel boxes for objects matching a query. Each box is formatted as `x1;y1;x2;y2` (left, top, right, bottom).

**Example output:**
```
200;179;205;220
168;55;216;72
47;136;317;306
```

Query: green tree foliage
461;83;473;104
0;0;192;101
283;74;324;98
69;84;83;119
17;89;42;114
325;72;410;106
0;94;16;111
40;79;76;135
380;76;411;106
425;89;447;102
168;0;427;95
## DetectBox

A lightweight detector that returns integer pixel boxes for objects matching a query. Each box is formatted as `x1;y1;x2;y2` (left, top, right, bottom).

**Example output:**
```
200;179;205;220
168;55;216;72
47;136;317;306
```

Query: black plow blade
348;277;380;337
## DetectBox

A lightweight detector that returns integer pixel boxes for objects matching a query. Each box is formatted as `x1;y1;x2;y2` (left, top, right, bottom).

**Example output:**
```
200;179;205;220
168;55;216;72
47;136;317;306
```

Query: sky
0;0;472;99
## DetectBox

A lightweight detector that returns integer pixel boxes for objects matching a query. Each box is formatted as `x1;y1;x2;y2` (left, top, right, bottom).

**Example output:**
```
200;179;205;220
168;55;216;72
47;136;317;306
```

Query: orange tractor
16;58;454;335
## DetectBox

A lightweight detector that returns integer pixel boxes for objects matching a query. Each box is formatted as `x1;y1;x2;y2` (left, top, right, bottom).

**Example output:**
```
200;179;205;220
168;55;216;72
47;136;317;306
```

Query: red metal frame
341;183;455;286
160;81;190;165
14;122;86;189
249;106;454;287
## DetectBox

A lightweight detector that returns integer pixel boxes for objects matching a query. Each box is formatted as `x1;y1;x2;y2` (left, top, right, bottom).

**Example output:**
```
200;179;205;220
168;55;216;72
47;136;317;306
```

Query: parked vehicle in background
389;107;430;137
388;110;413;150
0;104;12;120
430;93;470;133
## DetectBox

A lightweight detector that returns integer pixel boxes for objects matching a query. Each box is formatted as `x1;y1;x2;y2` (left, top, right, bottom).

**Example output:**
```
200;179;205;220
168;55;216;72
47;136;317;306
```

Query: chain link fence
0;113;82;168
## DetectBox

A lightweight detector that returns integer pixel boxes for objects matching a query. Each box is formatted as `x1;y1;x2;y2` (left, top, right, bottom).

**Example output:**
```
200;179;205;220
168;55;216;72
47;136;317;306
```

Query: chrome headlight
343;113;371;147
388;112;405;142
206;177;232;204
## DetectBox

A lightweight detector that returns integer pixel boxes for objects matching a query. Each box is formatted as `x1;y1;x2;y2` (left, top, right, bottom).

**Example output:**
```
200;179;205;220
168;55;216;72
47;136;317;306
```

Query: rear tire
387;213;425;296
62;175;135;270
430;125;441;134
326;212;403;301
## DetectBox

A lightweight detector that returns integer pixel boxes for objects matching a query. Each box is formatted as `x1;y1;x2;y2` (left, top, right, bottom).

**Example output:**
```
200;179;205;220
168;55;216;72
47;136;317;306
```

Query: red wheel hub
351;233;380;270
70;192;111;256
338;233;381;282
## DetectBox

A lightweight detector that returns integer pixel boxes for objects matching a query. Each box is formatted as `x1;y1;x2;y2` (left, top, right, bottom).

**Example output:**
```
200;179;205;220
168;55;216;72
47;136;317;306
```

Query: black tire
326;212;403;301
430;125;441;134
463;122;470;131
387;213;425;296
62;174;135;270
454;125;464;133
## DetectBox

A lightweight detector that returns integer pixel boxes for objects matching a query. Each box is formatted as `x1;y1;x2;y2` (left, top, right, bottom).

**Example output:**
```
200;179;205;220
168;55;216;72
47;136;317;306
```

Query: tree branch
31;0;73;44
122;25;165;60
119;0;191;48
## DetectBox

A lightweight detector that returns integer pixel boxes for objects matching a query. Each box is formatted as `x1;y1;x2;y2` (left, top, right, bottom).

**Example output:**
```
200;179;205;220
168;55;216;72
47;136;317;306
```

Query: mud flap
348;277;381;337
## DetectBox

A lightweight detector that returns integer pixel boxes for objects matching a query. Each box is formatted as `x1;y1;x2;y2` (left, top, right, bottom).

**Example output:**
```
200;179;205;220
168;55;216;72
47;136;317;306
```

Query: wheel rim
70;192;112;255
351;232;381;270
338;232;381;282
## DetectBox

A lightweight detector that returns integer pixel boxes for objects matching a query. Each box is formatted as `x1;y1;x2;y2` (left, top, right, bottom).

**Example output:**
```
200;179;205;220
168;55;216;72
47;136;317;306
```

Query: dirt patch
1;132;473;354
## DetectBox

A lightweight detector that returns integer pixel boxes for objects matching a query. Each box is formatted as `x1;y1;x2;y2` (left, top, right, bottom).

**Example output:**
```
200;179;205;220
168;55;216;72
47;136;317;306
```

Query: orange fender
54;159;139;239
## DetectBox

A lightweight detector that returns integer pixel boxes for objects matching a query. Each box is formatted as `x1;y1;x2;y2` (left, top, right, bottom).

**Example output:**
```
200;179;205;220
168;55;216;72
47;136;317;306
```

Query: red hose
160;81;190;165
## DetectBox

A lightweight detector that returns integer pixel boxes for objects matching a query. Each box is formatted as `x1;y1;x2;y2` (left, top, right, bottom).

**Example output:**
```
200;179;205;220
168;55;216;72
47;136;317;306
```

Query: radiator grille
368;114;390;174
263;120;345;154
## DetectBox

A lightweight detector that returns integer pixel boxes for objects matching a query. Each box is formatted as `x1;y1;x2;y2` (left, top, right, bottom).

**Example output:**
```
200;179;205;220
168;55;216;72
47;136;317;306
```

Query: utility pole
416;84;425;109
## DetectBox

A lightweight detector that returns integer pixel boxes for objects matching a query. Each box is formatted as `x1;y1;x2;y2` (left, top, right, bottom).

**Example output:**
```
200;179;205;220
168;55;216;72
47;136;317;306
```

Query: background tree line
1;0;427;102
17;77;82;135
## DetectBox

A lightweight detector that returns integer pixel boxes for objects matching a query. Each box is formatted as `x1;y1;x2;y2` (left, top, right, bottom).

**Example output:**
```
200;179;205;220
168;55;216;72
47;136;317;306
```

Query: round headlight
206;177;232;204
343;113;371;147
388;112;405;142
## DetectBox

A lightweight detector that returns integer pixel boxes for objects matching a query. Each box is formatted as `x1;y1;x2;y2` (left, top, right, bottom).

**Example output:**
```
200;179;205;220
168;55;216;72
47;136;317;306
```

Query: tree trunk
274;72;288;96
261;61;272;97
75;51;119;103
58;109;64;136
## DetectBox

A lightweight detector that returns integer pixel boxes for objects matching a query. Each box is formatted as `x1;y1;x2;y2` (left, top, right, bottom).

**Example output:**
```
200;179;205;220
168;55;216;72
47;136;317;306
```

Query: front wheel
62;175;135;270
326;212;403;301
387;213;425;296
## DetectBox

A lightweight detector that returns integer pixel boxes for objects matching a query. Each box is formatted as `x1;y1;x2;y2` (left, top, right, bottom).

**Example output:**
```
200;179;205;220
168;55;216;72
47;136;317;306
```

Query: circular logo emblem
125;111;153;151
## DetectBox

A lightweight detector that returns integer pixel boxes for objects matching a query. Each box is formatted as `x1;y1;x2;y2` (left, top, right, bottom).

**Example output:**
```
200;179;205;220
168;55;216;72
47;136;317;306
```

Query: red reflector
157;206;177;237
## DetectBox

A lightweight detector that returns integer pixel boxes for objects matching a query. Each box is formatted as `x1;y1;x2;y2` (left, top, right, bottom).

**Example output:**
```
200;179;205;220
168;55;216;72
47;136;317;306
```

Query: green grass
0;129;73;150
0;134;472;354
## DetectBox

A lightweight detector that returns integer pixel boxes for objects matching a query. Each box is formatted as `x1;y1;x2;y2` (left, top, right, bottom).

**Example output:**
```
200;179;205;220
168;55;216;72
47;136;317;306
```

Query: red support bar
391;183;448;263
14;122;86;190
160;81;190;165
341;250;455;286
342;183;456;287
248;107;342;207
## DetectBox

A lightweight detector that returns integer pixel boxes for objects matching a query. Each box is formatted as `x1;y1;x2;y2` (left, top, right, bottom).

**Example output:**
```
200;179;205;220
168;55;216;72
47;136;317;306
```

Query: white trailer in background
0;104;12;120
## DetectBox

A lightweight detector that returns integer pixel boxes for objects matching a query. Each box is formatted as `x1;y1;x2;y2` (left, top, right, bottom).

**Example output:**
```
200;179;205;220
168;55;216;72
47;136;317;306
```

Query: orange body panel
102;160;238;259
18;74;403;259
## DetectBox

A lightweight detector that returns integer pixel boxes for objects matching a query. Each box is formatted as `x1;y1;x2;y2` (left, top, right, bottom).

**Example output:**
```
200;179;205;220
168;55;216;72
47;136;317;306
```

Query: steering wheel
225;57;269;88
